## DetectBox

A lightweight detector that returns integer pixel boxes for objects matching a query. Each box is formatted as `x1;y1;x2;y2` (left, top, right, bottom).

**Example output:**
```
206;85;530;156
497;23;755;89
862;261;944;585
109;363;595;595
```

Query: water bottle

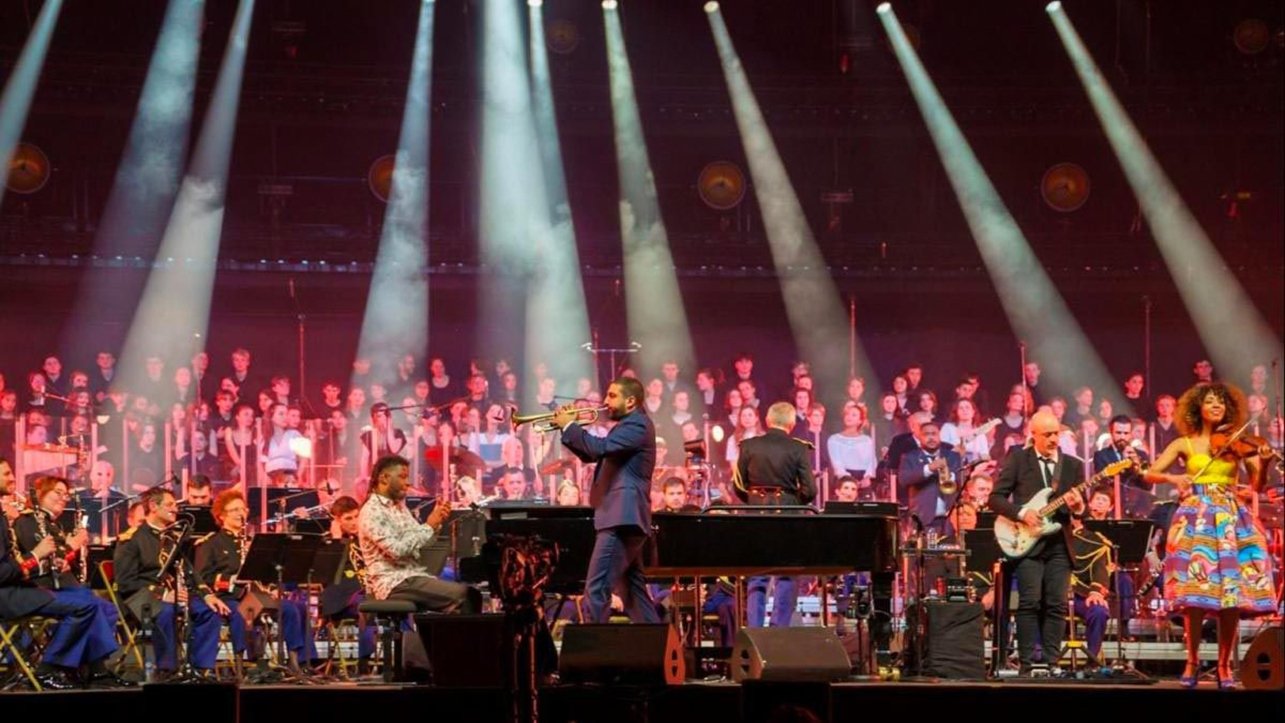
144;651;156;684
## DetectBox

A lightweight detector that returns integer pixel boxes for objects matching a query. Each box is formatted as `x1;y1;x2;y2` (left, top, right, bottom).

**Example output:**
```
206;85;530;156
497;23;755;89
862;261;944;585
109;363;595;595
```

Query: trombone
511;406;609;433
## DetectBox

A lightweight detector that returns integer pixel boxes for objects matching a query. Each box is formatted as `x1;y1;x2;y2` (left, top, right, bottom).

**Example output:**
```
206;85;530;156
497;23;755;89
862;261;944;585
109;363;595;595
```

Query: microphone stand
1017;341;1030;425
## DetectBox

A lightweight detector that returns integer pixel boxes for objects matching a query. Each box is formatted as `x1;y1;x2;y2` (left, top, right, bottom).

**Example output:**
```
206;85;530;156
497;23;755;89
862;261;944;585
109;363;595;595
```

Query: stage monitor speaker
915;601;985;679
416;614;510;687
558;624;685;685
1240;625;1284;691
731;627;853;682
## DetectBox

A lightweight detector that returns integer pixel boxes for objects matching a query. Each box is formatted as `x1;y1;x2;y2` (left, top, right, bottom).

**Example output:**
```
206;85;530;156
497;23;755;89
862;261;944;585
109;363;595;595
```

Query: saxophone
346;536;368;589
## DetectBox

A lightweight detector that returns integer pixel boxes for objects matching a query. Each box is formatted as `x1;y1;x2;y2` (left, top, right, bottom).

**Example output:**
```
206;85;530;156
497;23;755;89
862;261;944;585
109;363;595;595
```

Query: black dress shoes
34;669;79;691
84;670;138;688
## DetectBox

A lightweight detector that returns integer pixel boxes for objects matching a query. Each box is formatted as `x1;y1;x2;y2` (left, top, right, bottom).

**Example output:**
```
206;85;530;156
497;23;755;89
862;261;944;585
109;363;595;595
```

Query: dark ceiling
1;0;1282;271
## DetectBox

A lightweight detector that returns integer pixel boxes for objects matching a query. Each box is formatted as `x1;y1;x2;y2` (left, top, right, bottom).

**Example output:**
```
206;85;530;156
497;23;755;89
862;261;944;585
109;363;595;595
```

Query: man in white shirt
358;455;479;612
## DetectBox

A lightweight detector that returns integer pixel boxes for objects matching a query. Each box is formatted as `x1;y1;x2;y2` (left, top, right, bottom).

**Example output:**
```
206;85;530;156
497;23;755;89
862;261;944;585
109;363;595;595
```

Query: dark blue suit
898;446;963;535
1091;445;1151;517
561;409;660;624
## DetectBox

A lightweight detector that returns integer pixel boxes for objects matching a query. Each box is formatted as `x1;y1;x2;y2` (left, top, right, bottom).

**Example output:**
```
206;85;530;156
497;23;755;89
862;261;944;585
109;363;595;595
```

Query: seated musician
357;455;480;613
182;475;213;507
2;469;126;689
1069;510;1113;661
1082;487;1135;642
319;495;375;665
194;490;313;674
113;488;227;680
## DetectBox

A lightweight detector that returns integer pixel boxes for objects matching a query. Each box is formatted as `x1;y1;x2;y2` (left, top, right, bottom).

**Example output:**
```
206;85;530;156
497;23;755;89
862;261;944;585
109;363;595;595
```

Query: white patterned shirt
357;492;436;600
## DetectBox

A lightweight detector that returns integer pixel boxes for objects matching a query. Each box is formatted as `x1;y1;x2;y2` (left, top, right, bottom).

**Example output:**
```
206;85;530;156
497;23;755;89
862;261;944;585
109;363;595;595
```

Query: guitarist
989;410;1086;674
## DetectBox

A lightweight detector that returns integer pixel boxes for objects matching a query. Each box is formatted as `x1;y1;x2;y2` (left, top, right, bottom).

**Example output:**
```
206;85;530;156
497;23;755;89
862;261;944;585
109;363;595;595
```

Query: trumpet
511;405;609;433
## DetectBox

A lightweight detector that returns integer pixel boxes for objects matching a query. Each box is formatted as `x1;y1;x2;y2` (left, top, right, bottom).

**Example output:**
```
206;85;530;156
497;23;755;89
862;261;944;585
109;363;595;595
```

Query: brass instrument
933;457;957;496
346;536;368;590
511;405;609;433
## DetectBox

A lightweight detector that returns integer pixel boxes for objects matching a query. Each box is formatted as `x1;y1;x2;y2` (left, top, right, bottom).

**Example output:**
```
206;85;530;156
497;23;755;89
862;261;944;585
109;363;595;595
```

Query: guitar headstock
1097;459;1134;479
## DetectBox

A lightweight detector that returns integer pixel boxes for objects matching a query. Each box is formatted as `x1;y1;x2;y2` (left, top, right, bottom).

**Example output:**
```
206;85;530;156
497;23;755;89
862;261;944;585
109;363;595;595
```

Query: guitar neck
1035;470;1109;518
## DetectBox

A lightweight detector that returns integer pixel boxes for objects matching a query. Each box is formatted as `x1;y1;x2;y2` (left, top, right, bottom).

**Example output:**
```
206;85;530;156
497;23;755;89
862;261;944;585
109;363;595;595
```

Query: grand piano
457;503;899;590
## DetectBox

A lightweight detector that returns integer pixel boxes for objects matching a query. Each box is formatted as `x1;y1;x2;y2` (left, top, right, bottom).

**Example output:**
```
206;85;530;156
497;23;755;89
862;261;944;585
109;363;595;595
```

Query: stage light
602;0;618;10
1049;6;1282;386
876;3;892;15
525;0;594;395
879;3;1122;408
354;0;437;383
0;0;64;211
528;0;543;6
62;0;205;357
1045;1;1061;13
707;7;878;400
289;436;314;459
704;2;720;13
604;0;696;377
116;0;255;394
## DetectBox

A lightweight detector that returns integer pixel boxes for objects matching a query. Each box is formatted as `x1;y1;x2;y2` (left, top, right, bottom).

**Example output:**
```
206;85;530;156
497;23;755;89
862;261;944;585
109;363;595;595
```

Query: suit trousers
583;527;659;624
1010;540;1071;668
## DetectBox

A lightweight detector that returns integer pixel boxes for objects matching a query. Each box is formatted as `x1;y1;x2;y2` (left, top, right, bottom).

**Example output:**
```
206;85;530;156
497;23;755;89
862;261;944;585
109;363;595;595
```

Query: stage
3;678;1282;723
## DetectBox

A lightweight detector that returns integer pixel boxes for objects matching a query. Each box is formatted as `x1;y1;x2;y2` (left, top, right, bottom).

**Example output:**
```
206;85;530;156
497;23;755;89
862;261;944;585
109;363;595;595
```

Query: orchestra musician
732;401;816;628
1;465;125;689
1141;382;1275;688
194;489;315;674
357;455;479;613
989;410;1087;675
550;377;660;624
113;487;228;680
319;495;375;665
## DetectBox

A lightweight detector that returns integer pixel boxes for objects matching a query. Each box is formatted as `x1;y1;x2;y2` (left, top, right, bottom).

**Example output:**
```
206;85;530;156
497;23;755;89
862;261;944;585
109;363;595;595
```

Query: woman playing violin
1143;381;1275;689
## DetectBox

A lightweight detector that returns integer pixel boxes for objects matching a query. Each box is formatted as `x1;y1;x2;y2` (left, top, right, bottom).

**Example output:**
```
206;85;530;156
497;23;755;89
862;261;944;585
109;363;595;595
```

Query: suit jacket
1091;446;1149;488
732;428;816;504
989;447;1085;556
898;446;963;527
0;513;55;618
561;409;655;533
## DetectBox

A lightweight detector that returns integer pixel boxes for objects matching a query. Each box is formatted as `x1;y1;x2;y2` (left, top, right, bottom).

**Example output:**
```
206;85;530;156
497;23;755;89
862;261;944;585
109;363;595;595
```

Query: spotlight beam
707;6;877;399
879;5;1123;409
526;0;593;397
479;0;545;363
61;0;206;354
604;3;696;377
116;0;255;390
1048;5;1282;380
0;0;65;211
354;0;437;378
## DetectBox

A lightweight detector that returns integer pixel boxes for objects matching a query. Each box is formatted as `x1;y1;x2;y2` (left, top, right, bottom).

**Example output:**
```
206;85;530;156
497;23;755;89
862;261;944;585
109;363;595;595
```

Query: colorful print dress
1163;439;1275;614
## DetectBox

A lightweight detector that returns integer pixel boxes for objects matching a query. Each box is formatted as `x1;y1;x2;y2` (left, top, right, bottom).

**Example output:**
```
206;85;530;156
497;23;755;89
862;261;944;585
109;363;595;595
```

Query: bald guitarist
988;410;1086;675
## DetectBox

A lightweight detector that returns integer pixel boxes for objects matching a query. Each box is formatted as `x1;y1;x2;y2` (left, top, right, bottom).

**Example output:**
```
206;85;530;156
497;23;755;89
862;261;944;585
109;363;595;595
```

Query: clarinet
32;507;62;591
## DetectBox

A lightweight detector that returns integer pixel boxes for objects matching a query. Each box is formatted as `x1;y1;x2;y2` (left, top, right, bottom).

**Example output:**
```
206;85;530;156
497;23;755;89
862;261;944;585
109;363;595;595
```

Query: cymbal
538;458;575;476
423;446;486;470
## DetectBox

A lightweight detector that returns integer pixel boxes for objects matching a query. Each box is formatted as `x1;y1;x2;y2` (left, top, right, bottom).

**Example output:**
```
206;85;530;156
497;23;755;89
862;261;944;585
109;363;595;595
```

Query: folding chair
98;560;146;673
1;615;55;691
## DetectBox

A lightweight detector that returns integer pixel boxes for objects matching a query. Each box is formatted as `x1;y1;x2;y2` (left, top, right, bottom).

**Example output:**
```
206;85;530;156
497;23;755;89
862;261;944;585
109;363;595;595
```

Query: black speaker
731;627;853;682
415;614;510;686
915;601;985;679
1241;626;1284;691
558;624;685;685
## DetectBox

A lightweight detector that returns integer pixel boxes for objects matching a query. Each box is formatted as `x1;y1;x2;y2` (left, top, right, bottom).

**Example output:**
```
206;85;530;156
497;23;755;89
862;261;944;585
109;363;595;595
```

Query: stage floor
3;677;1282;723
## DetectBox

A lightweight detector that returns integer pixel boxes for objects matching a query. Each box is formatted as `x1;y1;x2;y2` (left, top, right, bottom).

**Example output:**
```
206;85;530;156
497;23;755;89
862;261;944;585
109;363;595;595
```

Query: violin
1210;428;1281;462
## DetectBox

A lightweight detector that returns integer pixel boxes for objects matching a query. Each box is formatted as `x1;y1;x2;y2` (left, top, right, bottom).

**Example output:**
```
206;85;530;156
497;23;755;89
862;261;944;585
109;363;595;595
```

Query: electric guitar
993;459;1135;559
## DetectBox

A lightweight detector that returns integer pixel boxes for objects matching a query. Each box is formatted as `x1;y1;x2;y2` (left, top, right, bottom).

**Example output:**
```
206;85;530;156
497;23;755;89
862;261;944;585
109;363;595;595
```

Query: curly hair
1175;382;1247;436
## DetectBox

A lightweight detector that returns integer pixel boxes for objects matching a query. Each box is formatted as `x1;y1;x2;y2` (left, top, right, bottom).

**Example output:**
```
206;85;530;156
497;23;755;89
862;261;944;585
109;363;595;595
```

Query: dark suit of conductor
561;408;660;624
989;446;1085;670
734;428;816;628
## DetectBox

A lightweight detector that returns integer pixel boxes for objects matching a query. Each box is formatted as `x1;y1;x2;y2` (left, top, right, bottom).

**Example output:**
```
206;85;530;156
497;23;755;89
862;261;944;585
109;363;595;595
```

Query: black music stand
179;505;218;535
237;534;295;683
964;530;1006;674
1084;518;1155;678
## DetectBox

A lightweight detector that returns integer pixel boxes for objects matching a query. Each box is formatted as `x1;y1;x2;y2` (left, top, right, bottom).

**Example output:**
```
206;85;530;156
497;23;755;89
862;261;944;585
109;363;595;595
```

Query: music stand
964;530;1006;674
1085;518;1155;678
179;505;218;535
239;533;325;682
